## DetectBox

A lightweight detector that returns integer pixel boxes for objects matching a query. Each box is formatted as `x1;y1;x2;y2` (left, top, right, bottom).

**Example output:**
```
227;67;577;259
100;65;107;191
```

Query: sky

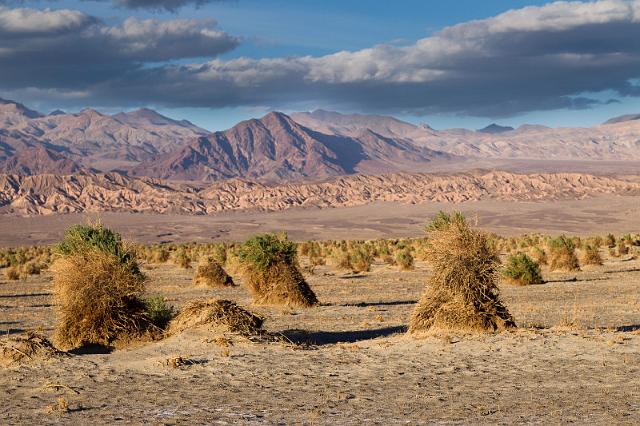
0;0;639;131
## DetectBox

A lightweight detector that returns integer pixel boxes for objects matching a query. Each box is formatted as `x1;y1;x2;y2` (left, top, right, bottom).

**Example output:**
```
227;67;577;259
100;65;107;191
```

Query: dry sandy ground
1;250;639;424
1;194;639;246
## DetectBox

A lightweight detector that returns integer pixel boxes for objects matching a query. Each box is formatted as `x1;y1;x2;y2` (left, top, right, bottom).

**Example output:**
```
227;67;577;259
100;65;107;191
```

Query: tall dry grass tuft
548;235;580;272
238;233;318;307
409;212;515;334
52;250;148;349
580;245;603;266
52;224;154;350
193;259;235;288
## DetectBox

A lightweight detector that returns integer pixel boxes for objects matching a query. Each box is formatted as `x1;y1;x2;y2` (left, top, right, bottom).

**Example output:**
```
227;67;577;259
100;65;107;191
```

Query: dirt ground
1;249;639;424
1;194;639;246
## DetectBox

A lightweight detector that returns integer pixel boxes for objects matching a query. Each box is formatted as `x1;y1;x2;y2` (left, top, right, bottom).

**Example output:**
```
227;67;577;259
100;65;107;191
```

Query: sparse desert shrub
4;266;19;281
168;299;263;336
617;241;629;256
52;224;150;349
382;254;396;266
210;244;228;265
395;249;414;271
193;259;235;287
144;296;175;329
409;212;515;334
605;234;616;248
580;245;603;266
23;262;41;275
548;235;580;272
349;248;373;273
529;246;548;265
502;253;543;285
330;249;353;271
173;249;191;269
153;247;170;263
237;233;318;307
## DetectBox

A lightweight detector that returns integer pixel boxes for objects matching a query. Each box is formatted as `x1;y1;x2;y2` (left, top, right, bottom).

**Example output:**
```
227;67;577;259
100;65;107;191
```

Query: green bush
144;296;175;330
502;253;543;285
425;211;466;232
237;233;297;271
57;224;141;276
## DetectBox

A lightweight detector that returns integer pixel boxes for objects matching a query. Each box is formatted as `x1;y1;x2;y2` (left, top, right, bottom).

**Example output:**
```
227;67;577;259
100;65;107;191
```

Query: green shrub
502;253;543;285
144;296;175;330
425;211;466;232
57;224;140;276
237;233;296;271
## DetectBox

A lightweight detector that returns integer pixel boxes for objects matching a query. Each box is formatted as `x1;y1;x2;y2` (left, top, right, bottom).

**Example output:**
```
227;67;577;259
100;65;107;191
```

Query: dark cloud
0;7;239;89
2;1;640;118
114;0;225;12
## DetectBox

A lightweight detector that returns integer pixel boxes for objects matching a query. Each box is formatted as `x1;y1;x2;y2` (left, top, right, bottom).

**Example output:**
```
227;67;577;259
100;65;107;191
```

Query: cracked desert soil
1;248;639;425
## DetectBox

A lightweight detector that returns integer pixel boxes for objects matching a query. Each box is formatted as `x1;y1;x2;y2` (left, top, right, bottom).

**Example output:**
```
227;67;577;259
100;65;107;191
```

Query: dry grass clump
238;233;318;307
548;235;580;272
4;266;20;280
502;253;543;285
330;249;353;271
52;250;149;349
529;246;547;265
409;212;515;334
580;245;603;266
395;249;415;271
1;332;65;367
173;248;191;269
349;248;373;273
193;259;235;288
168;299;263;336
52;224;159;350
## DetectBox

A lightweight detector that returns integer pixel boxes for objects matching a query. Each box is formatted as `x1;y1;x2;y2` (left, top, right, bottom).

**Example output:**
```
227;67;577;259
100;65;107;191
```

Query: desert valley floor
1;254;639;424
1;194;639;246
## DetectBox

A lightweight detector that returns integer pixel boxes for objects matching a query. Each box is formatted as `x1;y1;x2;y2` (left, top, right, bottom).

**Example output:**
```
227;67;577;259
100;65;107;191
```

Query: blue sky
1;0;639;131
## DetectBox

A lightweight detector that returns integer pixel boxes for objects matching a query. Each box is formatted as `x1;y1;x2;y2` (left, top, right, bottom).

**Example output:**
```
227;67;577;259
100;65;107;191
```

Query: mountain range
1;97;640;183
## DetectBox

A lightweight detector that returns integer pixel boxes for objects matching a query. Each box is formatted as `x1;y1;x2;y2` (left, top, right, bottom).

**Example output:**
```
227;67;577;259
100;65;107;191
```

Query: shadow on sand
281;325;406;346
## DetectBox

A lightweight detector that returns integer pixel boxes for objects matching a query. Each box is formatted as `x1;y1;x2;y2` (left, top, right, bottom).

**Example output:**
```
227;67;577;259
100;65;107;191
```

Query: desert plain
1;196;639;425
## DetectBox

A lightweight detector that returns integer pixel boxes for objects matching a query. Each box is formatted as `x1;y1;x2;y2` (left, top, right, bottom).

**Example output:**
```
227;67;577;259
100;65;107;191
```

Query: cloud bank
1;0;640;118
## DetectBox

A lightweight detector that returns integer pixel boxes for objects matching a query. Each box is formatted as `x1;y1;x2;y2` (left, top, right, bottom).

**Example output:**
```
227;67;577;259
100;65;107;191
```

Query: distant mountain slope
131;112;452;182
0;146;84;175
478;123;514;134
1;171;639;216
292;109;640;161
0;98;209;170
604;114;640;124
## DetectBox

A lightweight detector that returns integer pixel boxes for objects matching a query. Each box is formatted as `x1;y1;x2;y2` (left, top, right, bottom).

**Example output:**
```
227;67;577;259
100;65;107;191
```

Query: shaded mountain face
131;112;452;182
478;123;514;134
0;146;84;175
605;114;640;124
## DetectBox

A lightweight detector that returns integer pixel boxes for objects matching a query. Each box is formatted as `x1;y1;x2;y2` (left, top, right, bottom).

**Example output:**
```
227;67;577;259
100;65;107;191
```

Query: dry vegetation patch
409;212;515;334
0;332;66;367
193;259;235;288
168;299;263;336
238;233;318;307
